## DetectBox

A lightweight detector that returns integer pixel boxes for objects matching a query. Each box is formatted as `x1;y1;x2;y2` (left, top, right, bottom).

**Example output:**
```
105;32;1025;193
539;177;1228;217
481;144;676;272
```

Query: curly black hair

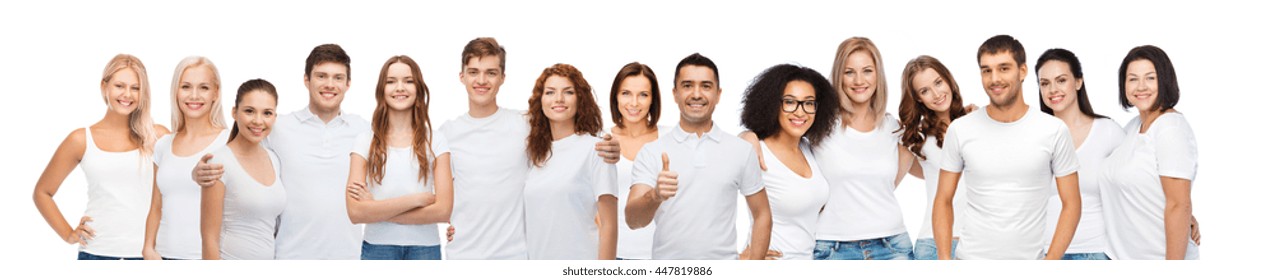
740;64;840;146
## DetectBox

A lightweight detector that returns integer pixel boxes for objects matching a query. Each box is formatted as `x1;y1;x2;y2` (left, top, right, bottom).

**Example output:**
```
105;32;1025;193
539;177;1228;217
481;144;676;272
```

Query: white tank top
80;127;153;257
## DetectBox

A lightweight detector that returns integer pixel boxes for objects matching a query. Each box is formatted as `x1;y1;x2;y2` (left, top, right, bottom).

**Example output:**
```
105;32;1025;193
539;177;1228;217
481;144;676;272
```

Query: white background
1;0;1267;276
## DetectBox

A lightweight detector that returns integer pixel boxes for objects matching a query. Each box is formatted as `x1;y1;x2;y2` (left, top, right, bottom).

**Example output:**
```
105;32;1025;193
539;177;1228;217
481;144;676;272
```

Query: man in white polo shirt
625;53;772;260
932;35;1082;260
441;37;620;260
194;44;369;259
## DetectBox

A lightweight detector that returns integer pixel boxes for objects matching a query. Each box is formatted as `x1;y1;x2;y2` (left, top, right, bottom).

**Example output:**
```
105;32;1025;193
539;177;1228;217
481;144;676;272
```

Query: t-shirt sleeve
350;131;372;160
632;143;658;189
738;146;764;196
1153;116;1198;181
939;125;964;173
1050;122;1081;177
591;141;619;199
431;130;450;156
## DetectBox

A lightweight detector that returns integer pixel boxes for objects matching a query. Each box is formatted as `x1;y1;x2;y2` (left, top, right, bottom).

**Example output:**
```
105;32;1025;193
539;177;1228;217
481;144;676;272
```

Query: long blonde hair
170;56;227;133
830;37;889;126
101;54;158;156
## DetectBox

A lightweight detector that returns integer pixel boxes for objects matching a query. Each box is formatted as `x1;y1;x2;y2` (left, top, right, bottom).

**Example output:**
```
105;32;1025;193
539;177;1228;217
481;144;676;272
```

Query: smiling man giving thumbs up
625;53;772;260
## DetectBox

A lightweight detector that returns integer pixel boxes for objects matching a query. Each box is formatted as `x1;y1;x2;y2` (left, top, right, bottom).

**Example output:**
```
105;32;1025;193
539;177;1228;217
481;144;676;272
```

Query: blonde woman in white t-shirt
344;56;453;260
33;54;169;260
1099;45;1200;260
738;64;840;260
143;56;230;260
523;63;618;260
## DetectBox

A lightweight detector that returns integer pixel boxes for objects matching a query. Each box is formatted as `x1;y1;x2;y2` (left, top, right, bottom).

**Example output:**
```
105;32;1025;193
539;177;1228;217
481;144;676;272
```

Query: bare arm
344;154;434;224
737;131;767;171
626;153;676;229
907;155;924;179
597;195;618;260
387;153;454;224
200;180;225;260
1044;173;1081;260
933;170;961;260
142;163;162;260
1162;176;1193;260
894;145;914;188
33;129;89;246
742;189;773;260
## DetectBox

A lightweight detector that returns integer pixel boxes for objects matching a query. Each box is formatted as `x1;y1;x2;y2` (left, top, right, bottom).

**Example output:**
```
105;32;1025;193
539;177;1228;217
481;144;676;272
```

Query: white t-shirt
153;129;230;259
1044;118;1123;253
632;124;764;260
265;108;369;259
916;135;969;240
758;140;828;260
614;125;668;260
208;146;287;260
440;108;531;260
350;130;449;246
1100;113;1200;260
524;134;618;259
939;109;1080;260
78;127;153;258
814;115;908;241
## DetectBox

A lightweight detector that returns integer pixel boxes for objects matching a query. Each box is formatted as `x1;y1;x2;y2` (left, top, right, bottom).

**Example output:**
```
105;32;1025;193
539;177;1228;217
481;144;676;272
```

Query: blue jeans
361;241;442;260
813;233;914;260
77;251;142;260
913;238;959;260
1061;252;1110;260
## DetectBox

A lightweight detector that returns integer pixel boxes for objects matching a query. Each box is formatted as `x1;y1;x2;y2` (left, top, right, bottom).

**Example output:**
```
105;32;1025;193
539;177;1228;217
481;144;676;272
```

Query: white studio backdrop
0;0;1268;271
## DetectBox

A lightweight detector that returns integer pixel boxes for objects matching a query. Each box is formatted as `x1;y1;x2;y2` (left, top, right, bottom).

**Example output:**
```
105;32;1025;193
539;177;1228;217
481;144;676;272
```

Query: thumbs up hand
654;152;679;202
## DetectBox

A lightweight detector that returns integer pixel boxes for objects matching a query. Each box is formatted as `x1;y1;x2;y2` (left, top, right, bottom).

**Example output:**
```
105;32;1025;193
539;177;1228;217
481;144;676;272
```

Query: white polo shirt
440;107;530;260
939;108;1079;260
632;123;764;260
265;108;369;260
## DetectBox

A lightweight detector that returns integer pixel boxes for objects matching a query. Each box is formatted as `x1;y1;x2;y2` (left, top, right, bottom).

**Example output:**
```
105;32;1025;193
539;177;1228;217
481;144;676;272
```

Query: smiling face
177;65;218;121
841;51;877;105
1038;60;1082;113
102;67;141;116
460;55;505;108
540;75;579;124
382;62;418;112
911;67;953;114
672;65;721;126
778;80;817;139
616;75;654;127
232;90;278;144
979;50;1027;107
1124;59;1159;113
305;62;350;112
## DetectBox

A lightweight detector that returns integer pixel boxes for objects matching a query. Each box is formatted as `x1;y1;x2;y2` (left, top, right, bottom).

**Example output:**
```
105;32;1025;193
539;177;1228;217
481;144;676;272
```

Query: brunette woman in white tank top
607;62;664;260
200;79;286;260
33;54;168;260
142;56;230;260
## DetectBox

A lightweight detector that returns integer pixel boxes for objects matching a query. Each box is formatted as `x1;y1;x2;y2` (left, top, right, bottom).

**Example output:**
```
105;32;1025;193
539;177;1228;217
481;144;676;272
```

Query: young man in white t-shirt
193;44;371;259
440;38;620;259
932;35;1082;260
625;53;773;260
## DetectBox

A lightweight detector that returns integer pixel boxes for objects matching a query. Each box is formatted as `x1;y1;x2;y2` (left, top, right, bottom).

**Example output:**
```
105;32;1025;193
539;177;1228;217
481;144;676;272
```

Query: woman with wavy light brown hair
33;54;169;260
896;55;970;260
343;55;453;260
523;63;618;260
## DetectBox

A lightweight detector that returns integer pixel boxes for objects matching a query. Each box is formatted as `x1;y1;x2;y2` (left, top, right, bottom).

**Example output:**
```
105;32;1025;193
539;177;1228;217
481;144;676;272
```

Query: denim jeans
77;251;142;260
813;232;914;260
360;241;442;260
1061;252;1110;260
913;238;959;260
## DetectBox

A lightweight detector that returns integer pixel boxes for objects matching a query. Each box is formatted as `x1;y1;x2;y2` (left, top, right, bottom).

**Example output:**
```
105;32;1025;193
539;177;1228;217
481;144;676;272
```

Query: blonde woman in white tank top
142;56;229;260
33;54;168;260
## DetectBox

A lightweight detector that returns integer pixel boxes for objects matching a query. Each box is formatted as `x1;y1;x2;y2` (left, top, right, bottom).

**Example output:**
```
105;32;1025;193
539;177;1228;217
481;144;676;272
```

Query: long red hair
526;63;603;167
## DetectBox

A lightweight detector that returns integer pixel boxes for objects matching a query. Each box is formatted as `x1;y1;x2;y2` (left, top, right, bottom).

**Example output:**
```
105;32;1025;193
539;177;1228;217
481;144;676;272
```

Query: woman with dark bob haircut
737;64;839;259
1099;45;1200;260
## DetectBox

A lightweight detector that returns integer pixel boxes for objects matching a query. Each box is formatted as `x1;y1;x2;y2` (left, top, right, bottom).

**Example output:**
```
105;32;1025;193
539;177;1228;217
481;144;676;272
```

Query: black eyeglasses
782;99;817;114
